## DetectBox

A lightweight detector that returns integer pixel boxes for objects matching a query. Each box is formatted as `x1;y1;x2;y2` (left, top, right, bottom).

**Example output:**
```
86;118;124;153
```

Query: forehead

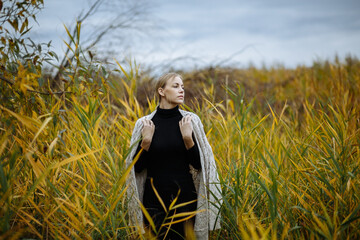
168;76;183;85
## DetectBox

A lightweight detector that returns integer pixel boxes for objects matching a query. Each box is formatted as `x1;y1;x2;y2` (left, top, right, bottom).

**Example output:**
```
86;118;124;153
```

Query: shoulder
179;109;202;124
134;109;157;127
134;116;145;126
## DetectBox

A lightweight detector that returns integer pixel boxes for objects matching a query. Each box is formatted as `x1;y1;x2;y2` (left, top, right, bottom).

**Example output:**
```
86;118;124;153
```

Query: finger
180;118;185;127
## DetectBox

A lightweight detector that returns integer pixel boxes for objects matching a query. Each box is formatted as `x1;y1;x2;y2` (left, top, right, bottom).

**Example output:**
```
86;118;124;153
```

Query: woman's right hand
140;118;155;151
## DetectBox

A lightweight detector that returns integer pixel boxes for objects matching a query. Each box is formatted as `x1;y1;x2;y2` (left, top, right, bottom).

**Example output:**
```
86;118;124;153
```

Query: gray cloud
28;0;360;68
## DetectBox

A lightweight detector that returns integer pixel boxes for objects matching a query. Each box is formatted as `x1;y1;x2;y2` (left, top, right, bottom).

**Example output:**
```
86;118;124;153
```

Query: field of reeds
1;52;359;239
1;4;360;238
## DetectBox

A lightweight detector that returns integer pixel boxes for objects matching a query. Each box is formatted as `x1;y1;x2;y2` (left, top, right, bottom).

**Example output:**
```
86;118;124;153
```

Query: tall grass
1;27;359;239
189;58;360;239
200;98;359;239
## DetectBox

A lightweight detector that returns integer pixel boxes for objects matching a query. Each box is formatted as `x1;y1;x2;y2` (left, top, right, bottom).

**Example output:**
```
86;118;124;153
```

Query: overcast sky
29;0;360;70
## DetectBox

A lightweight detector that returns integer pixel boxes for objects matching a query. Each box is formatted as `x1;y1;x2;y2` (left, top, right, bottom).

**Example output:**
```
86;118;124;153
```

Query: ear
158;87;165;97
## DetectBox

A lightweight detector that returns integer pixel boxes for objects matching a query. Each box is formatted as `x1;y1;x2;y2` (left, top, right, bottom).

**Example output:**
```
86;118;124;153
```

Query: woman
126;73;221;239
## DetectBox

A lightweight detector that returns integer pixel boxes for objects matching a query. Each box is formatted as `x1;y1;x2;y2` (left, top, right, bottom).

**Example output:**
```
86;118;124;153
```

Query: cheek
169;89;178;97
164;88;176;98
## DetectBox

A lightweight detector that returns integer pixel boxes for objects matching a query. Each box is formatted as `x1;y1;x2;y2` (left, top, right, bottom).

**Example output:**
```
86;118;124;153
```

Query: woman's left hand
179;115;194;149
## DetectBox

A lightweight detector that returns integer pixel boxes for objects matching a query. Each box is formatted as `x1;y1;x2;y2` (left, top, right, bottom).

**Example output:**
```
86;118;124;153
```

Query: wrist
142;137;152;144
183;135;192;142
141;138;152;151
183;136;194;150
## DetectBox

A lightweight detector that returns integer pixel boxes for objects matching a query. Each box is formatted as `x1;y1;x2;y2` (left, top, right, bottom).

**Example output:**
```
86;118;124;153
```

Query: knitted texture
125;108;222;238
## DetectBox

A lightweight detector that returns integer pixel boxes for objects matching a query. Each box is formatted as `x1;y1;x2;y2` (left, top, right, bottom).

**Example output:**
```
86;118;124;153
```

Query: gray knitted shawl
125;108;222;239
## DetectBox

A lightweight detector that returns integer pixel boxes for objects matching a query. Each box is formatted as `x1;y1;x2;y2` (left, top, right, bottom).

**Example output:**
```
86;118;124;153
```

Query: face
158;76;185;107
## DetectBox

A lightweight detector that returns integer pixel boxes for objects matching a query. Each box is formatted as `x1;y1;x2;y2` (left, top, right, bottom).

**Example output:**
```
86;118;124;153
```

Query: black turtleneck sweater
134;105;201;210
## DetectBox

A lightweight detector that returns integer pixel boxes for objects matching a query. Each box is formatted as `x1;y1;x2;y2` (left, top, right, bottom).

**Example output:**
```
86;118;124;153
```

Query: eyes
172;84;185;90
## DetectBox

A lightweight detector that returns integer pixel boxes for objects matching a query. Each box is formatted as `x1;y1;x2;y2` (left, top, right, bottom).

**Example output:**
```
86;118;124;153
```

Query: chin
171;99;183;105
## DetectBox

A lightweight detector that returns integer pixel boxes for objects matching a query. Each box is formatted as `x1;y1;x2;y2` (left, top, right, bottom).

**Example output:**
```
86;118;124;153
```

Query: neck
159;102;179;109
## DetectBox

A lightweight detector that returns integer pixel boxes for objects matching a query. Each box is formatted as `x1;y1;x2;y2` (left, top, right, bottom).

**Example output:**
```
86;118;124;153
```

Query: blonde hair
155;72;182;102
